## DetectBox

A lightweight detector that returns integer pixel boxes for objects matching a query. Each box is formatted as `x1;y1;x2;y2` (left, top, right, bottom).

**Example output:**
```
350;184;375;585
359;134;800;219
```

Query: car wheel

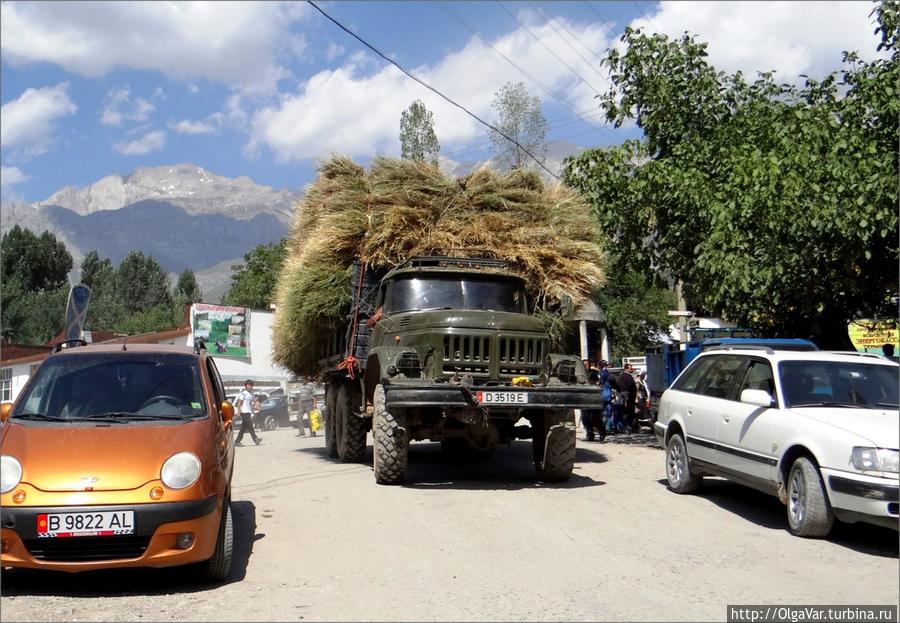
665;433;701;493
786;457;834;538
205;499;233;582
263;414;278;431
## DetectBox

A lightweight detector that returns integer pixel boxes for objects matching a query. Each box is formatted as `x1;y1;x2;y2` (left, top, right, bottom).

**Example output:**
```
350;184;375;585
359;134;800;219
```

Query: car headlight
850;447;899;473
160;452;201;489
1;455;23;494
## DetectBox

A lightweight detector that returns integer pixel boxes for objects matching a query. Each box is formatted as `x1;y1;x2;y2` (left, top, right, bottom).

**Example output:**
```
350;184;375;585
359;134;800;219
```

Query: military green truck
321;256;602;485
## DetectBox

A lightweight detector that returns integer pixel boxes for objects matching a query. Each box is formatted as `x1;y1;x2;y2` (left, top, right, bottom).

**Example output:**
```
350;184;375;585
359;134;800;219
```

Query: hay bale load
272;155;605;378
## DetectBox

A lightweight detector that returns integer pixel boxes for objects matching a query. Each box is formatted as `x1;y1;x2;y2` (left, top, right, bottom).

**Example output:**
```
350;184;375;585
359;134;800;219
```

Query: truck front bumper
384;383;603;411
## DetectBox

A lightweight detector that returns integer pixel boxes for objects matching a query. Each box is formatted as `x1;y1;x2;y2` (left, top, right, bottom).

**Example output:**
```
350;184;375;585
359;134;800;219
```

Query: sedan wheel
665;433;701;493
263;414;278;431
786;457;833;538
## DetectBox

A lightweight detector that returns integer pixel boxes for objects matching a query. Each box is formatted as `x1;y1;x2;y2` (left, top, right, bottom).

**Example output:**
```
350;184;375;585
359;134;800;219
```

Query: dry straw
272;155;605;376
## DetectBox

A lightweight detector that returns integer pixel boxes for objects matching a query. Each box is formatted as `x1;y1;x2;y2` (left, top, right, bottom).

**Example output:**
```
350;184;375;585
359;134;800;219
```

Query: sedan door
684;355;745;466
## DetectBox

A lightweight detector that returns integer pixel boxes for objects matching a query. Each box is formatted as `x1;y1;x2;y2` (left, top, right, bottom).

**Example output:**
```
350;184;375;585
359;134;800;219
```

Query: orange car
0;342;236;580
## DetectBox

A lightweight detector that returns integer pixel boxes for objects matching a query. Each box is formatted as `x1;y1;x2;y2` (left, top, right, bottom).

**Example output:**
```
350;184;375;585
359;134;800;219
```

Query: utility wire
307;0;559;179
496;0;605;96
533;2;608;70
631;0;662;33
582;1;605;22
435;1;614;143
528;2;611;85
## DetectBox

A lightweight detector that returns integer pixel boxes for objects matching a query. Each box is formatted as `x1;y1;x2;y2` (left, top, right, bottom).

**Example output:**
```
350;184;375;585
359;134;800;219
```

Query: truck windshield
12;352;208;422
383;276;526;314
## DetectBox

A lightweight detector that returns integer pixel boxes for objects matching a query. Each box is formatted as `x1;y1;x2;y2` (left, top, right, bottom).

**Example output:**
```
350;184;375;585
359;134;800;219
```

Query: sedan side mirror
220;401;234;429
740;388;774;407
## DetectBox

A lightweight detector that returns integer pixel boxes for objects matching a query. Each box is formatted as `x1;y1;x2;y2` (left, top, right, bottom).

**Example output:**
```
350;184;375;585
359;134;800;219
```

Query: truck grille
24;535;150;562
443;335;491;378
441;334;547;380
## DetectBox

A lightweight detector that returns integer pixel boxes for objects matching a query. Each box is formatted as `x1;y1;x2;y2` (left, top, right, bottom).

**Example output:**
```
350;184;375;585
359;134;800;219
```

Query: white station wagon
654;347;899;537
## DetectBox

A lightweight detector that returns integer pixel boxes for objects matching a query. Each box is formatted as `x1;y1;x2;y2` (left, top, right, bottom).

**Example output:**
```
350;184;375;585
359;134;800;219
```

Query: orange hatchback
0;342;236;581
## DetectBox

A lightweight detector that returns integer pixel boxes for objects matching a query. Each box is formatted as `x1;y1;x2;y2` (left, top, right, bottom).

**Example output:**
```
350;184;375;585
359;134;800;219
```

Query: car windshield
382;276;526;314
779;360;899;408
12;352;208;422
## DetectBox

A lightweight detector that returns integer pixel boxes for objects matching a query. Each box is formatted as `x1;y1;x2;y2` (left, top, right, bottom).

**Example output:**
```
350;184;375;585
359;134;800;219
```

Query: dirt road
2;427;897;621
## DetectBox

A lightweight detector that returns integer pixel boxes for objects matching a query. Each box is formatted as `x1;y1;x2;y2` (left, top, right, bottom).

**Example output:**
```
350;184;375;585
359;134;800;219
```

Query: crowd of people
580;359;651;442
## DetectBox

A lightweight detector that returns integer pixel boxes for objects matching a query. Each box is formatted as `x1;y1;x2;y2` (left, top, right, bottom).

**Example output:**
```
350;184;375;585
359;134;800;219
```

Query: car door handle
686;409;693;416
722;415;730;423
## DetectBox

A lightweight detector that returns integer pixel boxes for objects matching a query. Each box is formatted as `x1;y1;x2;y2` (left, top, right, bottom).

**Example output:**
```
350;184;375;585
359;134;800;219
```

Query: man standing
235;379;262;446
618;364;638;434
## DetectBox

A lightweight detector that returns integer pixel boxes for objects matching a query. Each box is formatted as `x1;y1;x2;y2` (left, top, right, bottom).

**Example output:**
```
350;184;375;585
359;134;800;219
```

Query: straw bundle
273;156;605;376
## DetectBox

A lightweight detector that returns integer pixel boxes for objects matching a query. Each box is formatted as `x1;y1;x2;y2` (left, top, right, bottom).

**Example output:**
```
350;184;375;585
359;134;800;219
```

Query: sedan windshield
382;276;526;314
779;360;899;408
12;352;208;422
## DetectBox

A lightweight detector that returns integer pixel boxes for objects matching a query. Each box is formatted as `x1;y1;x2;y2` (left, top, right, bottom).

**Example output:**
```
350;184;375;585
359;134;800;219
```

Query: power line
582;1;605;22
434;1;614;144
495;1;605;97
306;0;560;180
534;2;608;70
631;0;662;33
528;2;611;85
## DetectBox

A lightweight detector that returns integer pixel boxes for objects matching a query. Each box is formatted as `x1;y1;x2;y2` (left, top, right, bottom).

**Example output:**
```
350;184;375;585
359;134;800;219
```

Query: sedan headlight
1;455;23;494
161;452;201;489
850;447;899;473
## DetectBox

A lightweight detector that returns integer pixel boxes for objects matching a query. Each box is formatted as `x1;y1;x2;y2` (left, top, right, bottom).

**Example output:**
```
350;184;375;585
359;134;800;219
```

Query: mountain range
1;142;584;304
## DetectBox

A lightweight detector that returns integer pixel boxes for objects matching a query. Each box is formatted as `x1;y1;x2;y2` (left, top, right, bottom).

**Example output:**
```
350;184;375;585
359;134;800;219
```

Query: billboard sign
191;304;250;359
847;319;898;354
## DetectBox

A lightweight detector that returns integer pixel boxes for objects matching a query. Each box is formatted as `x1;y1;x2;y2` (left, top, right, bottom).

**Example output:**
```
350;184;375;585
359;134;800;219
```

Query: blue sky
0;1;884;203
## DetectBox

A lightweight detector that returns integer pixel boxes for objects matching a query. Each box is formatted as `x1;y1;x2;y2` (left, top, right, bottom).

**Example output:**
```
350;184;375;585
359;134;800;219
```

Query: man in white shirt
234;379;262;446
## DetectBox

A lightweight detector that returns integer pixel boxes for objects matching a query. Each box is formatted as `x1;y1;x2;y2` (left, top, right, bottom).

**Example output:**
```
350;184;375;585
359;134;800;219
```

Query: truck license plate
477;391;528;404
37;511;135;538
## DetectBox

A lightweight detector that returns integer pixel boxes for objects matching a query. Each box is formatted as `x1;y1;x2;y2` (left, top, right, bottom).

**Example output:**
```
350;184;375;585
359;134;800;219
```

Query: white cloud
100;88;155;126
325;42;345;62
113;129;166;155
0;82;77;155
0;165;29;188
1;1;310;94
631;1;882;82
247;16;614;162
169;119;217;135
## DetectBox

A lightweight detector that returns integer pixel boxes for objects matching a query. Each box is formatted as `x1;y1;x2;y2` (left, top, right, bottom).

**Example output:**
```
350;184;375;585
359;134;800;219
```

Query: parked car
255;395;290;431
0;342;236;579
654;347;899;537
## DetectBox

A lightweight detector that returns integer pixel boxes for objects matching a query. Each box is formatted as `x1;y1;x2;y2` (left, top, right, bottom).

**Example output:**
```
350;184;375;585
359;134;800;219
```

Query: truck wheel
337;383;367;462
325;385;338;457
533;410;575;482
786;456;834;538
372;384;407;485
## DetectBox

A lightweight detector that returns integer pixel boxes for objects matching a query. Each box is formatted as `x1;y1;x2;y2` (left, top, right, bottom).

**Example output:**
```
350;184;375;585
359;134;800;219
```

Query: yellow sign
847;319;899;354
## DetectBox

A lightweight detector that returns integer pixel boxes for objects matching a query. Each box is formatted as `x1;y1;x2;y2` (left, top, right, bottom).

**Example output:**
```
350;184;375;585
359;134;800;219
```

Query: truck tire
337;383;367;462
325;384;338;458
372;384;407;485
533;410;575;482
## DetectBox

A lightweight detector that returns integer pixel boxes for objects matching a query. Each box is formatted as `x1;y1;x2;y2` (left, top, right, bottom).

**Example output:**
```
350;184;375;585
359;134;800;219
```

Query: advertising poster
847;319;898;354
191;304;250;359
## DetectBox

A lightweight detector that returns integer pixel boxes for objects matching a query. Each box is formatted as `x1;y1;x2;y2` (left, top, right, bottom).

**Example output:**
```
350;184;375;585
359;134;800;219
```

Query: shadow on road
656;478;898;558
0;500;262;596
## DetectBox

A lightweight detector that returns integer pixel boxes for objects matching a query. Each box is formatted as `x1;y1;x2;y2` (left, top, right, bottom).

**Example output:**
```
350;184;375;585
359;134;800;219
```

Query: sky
0;1;885;204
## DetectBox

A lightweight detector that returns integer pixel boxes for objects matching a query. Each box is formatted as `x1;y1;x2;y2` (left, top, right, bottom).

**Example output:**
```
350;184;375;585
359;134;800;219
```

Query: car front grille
24;535;151;562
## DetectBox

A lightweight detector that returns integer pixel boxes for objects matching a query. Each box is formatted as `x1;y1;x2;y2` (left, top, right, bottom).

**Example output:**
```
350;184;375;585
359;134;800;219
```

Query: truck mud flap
383;385;604;410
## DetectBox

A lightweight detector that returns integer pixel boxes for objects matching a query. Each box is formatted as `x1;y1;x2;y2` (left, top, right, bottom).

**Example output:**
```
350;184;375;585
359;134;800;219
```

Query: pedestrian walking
235;379;262;446
617;363;638;433
635;370;650;425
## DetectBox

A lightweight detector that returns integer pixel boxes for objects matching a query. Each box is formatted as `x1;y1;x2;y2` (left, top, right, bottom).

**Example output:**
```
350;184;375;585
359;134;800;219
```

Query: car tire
262;414;278;431
336;383;367;463
325;385;338;457
665;433;702;493
205;499;233;582
372;384;407;485
533;410;575;482
786;457;834;538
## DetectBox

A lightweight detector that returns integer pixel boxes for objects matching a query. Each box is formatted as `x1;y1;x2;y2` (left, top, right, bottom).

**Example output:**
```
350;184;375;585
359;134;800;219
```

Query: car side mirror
740;389;773;407
0;403;12;423
220;401;234;428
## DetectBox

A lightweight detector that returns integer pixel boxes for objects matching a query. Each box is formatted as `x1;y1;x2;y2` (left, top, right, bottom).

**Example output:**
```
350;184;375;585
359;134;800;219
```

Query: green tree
223;240;286;309
400;99;440;165
1;225;73;291
564;8;898;349
489;82;547;169
174;269;203;303
116;251;172;314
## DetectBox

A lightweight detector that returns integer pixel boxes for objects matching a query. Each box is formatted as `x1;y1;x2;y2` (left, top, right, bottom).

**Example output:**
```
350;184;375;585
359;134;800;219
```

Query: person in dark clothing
617;364;638;433
581;369;605;441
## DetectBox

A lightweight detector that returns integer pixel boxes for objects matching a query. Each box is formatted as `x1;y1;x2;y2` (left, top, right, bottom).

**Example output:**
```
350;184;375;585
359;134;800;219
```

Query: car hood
1;420;206;492
791;407;900;448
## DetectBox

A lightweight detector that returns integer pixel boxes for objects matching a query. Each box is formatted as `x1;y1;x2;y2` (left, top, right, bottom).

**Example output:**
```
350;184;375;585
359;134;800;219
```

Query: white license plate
476;391;528;404
37;511;134;538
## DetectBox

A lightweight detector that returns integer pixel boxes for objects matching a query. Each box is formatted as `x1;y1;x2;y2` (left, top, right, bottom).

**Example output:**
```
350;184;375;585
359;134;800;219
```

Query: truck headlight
1;455;23;494
850;447;899;473
161;452;201;489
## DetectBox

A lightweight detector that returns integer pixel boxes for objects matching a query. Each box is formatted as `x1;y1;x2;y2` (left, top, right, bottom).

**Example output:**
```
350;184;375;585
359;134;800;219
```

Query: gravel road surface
2;426;897;621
